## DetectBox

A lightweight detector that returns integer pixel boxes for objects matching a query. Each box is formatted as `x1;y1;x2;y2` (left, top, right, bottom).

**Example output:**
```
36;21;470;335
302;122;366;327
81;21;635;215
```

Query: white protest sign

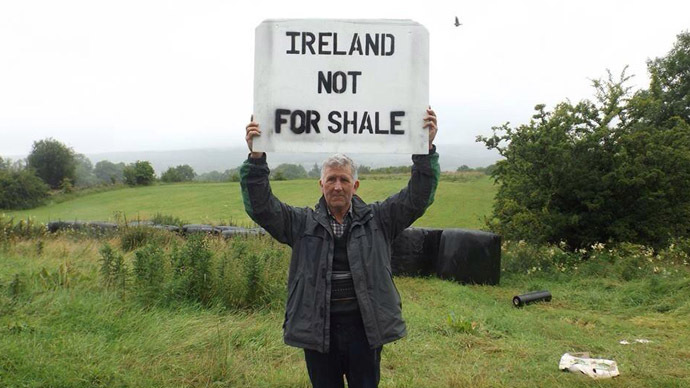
253;19;429;154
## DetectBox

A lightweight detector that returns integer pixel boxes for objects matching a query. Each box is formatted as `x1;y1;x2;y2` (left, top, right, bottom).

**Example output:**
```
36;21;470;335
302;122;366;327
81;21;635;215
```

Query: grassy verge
1;234;688;387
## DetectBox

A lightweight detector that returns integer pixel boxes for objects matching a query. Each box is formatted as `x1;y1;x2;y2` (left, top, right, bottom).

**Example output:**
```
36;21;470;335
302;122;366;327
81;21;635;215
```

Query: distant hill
87;143;501;174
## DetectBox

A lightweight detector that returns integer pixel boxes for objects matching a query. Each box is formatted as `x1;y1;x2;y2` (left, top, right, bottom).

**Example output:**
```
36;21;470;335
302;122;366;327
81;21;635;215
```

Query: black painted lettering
290;110;306;134
390;111;405;134
308;110;321;133
275;109;290;133
286;31;299;54
349;71;361;94
333;33;346;55
318;71;331;94
318;33;331;55
365;33;379;55
328;111;342;133
343;111;357;134
333;72;346;93
302;32;316;55
359;111;373;134
349;33;363;55
374;112;387;134
383;34;395;56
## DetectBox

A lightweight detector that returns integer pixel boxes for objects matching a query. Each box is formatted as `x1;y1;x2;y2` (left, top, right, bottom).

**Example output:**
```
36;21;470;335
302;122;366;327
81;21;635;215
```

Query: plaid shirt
327;202;353;238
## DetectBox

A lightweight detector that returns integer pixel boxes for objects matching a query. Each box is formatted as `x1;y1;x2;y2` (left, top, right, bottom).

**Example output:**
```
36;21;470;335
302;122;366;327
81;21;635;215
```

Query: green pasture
1;237;688;387
4;176;497;229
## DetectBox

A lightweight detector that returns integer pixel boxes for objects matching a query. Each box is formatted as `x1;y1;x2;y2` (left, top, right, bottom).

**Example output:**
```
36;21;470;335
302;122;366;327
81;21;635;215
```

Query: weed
443;312;480;335
120;226;163;252
8;274;24;299
151;213;186;227
36;263;74;290
133;244;165;304
99;243;127;295
168;234;213;305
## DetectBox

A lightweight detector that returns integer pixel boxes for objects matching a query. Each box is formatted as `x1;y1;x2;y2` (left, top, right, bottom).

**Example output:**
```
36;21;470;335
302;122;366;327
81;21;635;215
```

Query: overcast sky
1;0;688;157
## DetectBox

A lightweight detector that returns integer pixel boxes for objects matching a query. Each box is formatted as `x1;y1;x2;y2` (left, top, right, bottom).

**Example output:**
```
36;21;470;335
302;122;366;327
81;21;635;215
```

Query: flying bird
454;16;462;27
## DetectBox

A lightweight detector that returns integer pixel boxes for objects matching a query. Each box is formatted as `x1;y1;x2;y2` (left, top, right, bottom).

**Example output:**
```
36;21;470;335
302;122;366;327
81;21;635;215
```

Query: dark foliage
478;32;690;249
26;138;76;189
123;160;155;186
0;169;50;209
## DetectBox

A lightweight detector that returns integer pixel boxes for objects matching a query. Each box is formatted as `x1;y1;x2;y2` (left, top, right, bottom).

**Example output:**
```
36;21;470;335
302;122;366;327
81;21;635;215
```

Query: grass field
4;175;496;230
1;236;688;387
2;175;689;387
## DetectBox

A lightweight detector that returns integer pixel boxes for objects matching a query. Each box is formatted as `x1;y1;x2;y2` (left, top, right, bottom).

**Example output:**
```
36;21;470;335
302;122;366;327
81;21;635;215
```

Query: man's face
319;165;359;213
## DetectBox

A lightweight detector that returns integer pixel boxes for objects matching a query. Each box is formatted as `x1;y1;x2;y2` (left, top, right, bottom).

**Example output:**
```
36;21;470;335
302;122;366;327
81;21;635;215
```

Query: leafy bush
161;165;196;183
73;154;99;187
216;238;288;309
123;161;155;186
0;169;49;209
168;234;213;305
99;243;127;292
26;138;76;189
479;32;690;249
93;160;125;184
269;163;307;180
132;244;166;304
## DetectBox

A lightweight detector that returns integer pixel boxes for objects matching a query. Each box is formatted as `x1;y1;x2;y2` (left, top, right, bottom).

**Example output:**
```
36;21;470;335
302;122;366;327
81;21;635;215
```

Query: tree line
0;139;208;210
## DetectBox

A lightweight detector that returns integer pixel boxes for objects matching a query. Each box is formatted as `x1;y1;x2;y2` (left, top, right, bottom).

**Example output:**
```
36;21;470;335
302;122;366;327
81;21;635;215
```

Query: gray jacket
240;150;440;352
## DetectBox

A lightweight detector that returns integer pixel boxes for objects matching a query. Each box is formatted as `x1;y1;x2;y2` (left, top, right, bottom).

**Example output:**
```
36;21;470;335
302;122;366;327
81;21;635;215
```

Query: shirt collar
326;200;353;221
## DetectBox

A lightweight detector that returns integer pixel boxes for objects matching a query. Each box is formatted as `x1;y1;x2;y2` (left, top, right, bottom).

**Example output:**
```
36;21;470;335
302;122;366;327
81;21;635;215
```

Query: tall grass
1;228;689;386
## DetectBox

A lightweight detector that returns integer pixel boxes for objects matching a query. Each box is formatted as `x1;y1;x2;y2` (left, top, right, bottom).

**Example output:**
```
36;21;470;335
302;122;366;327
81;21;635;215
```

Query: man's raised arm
376;107;441;240
240;116;303;246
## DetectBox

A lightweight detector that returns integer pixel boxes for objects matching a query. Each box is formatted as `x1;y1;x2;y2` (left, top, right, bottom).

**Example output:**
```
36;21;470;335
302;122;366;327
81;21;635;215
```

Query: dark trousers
304;313;382;388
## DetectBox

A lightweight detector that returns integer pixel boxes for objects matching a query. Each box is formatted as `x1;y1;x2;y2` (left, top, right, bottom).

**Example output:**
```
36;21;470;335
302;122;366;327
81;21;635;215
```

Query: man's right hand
245;115;263;159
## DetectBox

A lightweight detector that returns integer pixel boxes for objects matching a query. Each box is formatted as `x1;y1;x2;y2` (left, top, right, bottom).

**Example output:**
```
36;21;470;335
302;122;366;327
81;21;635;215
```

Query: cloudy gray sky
1;0;688;157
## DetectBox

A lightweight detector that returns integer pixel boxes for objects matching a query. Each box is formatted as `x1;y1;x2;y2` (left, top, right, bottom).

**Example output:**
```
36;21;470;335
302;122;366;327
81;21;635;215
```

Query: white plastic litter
619;338;652;345
559;352;620;379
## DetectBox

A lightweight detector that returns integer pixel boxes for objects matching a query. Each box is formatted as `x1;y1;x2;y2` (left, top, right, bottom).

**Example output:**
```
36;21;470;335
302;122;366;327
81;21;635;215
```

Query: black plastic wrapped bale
47;221;87;233
435;229;501;285
152;225;181;232
221;227;266;238
182;224;220;235
391;228;432;276
87;222;118;232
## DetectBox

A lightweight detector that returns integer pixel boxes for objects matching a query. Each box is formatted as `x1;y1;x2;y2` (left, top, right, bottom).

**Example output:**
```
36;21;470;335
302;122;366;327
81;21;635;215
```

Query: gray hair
321;154;358;181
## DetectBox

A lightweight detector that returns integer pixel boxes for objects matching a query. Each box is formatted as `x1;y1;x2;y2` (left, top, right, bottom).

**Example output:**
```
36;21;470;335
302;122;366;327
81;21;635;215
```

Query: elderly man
240;108;439;388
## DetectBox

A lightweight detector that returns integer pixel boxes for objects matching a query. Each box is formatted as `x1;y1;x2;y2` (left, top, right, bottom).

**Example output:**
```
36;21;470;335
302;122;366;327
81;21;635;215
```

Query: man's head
319;154;359;215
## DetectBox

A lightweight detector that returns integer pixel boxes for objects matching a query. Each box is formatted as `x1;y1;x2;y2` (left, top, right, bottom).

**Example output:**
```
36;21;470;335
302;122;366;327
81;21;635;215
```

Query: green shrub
216;238;288;309
120;226;167;252
168;234;213;305
99;243;127;292
123;161;155;186
150;213;186;227
0;169;50;210
161;165;196;183
479;33;690;250
26;138;76;189
132;244;166;304
0;216;46;242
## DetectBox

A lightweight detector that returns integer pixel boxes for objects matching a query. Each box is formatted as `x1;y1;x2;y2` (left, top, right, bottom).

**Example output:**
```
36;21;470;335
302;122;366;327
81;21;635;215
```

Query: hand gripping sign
253;19;429;154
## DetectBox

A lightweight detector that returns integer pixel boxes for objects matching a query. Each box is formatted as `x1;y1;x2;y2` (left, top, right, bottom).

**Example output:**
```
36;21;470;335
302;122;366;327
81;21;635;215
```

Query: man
240;108;439;387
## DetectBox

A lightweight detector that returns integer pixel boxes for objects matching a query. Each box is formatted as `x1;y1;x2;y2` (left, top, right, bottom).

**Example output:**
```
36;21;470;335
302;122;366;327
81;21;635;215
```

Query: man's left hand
424;107;438;150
